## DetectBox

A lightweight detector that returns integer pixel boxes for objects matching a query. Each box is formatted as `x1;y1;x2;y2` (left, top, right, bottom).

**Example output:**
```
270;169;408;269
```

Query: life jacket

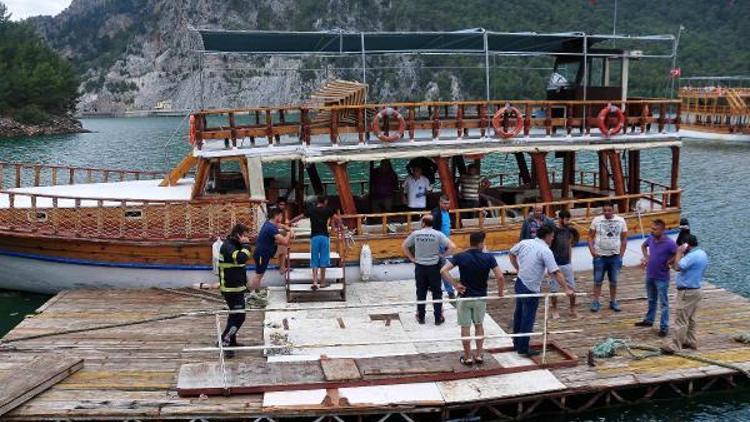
218;238;251;293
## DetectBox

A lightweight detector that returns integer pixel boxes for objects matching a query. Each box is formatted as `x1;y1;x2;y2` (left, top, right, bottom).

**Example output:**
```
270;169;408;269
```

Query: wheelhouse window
206;159;248;195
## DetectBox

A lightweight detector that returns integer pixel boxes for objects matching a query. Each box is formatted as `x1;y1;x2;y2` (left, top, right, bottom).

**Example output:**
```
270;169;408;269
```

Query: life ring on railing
188;115;198;146
491;105;524;139
597;103;625;137
371;107;405;142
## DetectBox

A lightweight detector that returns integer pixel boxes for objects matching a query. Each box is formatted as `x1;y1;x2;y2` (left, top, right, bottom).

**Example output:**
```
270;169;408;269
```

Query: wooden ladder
285;250;346;302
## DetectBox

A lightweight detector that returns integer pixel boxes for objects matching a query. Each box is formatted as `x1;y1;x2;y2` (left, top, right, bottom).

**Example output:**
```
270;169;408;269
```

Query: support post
326;162;358;220
627;150;640;194
562;151;575;199
531;152;553;206
670;146;681;207
306;163;324;196
515;153;532;186
597;150;610;191
608;150;627;212
435;157;459;210
483;31;490;102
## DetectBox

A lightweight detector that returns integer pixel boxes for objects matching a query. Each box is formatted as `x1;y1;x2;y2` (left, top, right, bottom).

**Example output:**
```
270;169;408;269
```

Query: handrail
0;162;167;191
192;99;682;149
341;190;681;236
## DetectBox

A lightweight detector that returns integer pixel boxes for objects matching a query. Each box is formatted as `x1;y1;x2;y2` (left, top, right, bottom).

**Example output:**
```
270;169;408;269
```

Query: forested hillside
25;0;750;111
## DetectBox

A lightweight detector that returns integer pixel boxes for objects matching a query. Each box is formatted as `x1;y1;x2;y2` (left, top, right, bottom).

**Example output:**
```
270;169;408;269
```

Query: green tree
0;1;79;123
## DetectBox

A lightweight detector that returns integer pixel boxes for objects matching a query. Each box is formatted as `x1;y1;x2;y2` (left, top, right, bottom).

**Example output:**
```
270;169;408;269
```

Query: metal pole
542;295;550;364
484;31;490;101
361;32;367;102
669;26;684;99
582;34;588;132
214;314;229;394
613;0;618;36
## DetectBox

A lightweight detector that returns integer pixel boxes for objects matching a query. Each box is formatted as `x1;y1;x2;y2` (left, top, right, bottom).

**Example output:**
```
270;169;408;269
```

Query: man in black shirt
296;196;342;289
550;210;580;319
441;232;505;365
218;223;252;358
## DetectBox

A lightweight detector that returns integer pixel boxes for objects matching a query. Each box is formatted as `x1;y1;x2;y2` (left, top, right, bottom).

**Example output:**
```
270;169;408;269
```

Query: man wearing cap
663;235;709;353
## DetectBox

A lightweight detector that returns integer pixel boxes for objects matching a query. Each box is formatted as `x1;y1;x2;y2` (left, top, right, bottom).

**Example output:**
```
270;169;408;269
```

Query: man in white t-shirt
402;166;431;211
588;201;628;313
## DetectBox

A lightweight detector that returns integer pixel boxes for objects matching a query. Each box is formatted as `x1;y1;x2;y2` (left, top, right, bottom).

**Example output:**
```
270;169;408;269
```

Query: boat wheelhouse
0;30;682;293
679;76;750;141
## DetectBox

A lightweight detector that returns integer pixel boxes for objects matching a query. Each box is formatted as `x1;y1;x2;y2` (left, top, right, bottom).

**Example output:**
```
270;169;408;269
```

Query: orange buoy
491;105;524;139
371;107;405;142
597;103;625;137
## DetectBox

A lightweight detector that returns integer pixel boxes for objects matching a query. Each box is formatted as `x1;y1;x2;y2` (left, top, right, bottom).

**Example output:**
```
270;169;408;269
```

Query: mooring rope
589;337;750;377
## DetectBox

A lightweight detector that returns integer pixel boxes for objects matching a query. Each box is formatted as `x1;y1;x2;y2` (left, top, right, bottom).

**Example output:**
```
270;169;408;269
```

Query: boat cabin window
206;159;248;195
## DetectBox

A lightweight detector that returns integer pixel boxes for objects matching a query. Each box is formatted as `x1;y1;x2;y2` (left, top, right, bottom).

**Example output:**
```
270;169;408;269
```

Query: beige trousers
671;289;702;351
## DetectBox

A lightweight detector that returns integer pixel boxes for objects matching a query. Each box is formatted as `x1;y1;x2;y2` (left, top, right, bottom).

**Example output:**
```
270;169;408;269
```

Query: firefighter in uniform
218;223;252;358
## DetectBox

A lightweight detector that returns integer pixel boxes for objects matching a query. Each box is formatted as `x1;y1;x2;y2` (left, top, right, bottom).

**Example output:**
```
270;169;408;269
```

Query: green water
0;117;749;420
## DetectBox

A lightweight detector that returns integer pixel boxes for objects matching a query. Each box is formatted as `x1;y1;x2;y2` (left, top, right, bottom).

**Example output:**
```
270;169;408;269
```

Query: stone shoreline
0;115;89;138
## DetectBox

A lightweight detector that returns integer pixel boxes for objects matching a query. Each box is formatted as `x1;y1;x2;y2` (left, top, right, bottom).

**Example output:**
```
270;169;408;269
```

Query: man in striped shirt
459;164;482;208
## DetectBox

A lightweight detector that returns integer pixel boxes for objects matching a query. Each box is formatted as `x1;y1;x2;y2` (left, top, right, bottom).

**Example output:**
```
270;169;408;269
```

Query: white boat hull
679;129;750;142
0;234;661;294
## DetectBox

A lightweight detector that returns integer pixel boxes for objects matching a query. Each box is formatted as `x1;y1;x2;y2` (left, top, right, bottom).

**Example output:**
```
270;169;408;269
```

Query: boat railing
191;99;681;149
0;162;167;191
0;190;262;240
342;190;681;236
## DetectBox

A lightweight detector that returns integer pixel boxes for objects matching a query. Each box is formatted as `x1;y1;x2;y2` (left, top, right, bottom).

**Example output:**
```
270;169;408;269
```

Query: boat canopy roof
194;28;675;58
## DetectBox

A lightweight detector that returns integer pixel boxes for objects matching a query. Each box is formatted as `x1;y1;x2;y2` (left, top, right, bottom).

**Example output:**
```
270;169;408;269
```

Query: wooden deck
2;266;750;420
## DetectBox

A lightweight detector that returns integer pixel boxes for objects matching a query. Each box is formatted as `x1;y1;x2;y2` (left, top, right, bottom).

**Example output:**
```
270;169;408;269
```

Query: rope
733;333;750;344
588;337;750;377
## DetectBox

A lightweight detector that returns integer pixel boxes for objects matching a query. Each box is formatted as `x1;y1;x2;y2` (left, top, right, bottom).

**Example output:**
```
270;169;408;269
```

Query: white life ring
360;243;372;281
211;238;223;275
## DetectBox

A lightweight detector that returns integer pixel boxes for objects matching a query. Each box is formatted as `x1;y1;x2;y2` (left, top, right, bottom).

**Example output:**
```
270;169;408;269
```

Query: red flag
669;67;681;79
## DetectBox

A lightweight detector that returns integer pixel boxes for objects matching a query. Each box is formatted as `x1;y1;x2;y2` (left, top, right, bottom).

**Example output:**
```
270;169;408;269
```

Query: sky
4;0;72;20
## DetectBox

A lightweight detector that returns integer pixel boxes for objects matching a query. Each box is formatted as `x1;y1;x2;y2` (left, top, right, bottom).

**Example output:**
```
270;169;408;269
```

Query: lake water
0;117;748;420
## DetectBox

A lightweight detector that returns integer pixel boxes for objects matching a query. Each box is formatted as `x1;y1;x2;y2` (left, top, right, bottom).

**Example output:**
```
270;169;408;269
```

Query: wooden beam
670;146;681;207
597;150;610;191
0;355;83;416
326;162;357;217
190;159;211;199
435;157;459;209
159;154;198;187
627;150;640;194
306;163;324;196
515;153;532;185
562;151;575;199
531;152;553;206
608;150;627;212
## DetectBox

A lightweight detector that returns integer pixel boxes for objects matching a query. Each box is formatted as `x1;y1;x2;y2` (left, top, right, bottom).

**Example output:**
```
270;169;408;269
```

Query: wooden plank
0;355;83;416
321;358;361;381
159;154;197;187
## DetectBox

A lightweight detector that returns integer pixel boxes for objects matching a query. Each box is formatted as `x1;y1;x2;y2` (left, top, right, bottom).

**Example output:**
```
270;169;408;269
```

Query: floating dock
2;267;750;421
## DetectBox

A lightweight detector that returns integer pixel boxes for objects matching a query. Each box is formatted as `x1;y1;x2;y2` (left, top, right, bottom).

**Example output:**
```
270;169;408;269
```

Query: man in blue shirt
431;195;456;299
441;232;505;365
636;219;677;337
250;207;294;292
663;235;709;353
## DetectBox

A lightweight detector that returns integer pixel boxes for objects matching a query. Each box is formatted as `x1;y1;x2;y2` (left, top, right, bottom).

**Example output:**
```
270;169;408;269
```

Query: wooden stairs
726;88;749;115
285;251;346;302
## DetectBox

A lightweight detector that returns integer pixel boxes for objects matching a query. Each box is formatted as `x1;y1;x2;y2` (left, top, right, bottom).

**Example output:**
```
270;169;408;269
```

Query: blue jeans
310;235;330;268
513;279;540;354
593;255;622;286
645;277;670;330
439;257;455;295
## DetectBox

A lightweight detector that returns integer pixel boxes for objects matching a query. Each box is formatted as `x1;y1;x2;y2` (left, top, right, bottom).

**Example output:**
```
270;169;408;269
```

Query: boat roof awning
194;29;675;57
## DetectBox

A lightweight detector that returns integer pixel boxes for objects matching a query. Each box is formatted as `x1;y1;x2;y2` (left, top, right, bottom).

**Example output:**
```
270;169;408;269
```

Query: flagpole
669;25;684;99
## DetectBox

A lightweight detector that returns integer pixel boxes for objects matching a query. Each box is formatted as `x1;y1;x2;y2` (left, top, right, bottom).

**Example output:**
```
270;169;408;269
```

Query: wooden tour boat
0;30;683;293
679;76;750;142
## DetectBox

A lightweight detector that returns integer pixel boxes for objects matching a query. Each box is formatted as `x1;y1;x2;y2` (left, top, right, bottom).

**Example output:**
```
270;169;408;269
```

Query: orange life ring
188;115;198;146
597;103;625;137
491;105;524;139
371;107;405;142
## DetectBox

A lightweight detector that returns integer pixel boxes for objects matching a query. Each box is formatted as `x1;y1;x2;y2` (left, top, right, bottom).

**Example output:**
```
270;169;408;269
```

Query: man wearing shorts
304;196;342;290
250;207;293;291
588;201;628;312
550;210;580;319
441;232;504;365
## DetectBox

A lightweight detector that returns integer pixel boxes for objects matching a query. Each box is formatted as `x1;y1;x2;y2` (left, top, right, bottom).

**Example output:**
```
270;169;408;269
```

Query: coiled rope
589;337;750;377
